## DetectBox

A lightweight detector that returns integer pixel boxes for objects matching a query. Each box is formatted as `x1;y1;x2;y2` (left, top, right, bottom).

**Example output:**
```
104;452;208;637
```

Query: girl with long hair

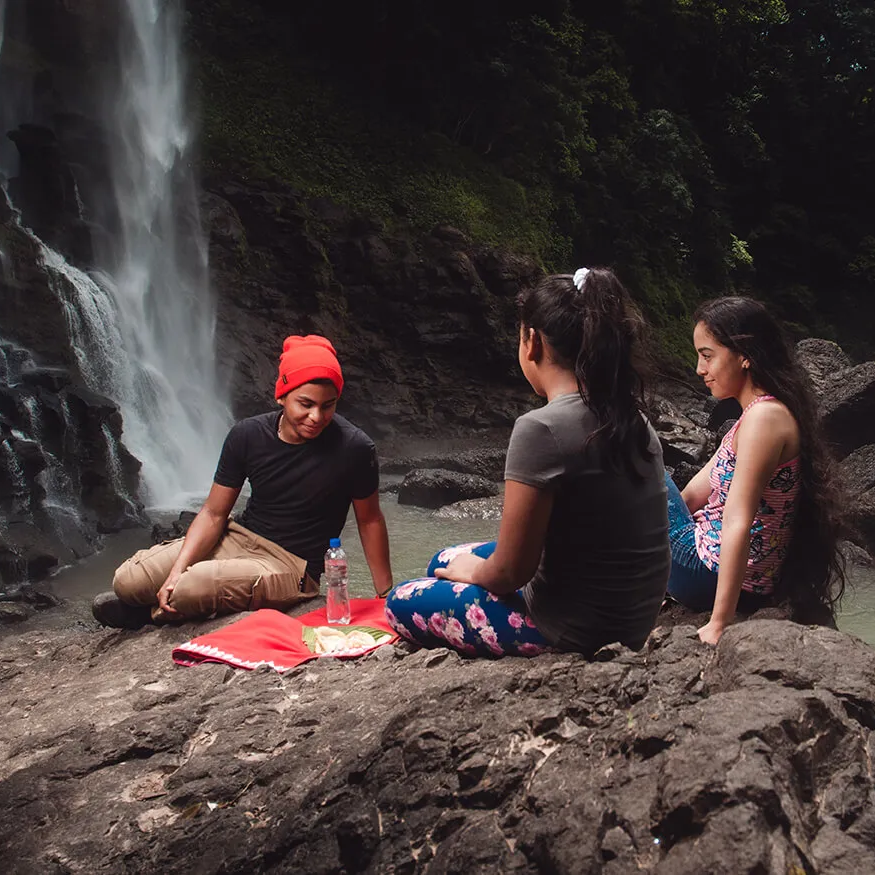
385;268;671;657
666;296;847;644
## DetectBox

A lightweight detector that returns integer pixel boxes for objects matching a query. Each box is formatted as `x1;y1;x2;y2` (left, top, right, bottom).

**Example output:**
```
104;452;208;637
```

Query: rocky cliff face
203;177;541;441
0;0;147;588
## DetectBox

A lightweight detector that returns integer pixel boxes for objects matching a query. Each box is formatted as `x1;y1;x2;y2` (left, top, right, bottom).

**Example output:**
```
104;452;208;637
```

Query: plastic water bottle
324;537;351;625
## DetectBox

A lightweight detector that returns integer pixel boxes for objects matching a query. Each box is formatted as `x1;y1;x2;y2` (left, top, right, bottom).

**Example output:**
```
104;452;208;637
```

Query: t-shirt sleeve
504;414;565;488
350;439;380;500
213;423;248;489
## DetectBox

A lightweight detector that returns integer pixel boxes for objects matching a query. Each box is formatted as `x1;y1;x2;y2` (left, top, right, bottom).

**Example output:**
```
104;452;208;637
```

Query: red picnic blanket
172;599;398;672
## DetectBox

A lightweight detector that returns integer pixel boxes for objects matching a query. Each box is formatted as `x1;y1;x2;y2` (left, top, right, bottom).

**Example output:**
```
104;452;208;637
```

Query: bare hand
697;619;725;646
434;553;486;584
157;572;181;614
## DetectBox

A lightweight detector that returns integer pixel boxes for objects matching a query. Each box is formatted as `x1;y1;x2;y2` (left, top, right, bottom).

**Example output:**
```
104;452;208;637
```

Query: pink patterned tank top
693;395;801;595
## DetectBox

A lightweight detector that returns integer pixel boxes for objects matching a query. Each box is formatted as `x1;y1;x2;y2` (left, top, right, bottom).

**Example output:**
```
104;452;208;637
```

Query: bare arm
681;446;721;512
698;406;789;644
353;491;394;597
157;482;241;613
435;480;554;595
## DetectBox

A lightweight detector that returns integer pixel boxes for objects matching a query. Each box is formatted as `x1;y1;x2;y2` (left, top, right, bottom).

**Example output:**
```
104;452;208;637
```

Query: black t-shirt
213;412;379;578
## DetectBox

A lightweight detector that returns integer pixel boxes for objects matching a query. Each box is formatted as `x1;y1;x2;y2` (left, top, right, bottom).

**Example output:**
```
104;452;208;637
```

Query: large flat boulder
2;619;875;872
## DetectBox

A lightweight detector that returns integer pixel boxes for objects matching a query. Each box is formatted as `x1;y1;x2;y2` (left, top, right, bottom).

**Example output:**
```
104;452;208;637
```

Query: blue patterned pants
384;542;553;657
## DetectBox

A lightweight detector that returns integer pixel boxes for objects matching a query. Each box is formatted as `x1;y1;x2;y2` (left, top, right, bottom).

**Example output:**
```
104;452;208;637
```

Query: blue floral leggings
384;542;553;657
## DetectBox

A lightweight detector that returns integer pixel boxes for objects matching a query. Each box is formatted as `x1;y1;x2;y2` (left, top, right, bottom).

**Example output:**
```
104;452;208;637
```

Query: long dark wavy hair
517;268;653;476
694;296;848;620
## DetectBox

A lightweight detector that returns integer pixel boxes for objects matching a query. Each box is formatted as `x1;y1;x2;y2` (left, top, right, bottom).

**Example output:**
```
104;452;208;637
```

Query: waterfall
96;0;231;509
2;0;229;515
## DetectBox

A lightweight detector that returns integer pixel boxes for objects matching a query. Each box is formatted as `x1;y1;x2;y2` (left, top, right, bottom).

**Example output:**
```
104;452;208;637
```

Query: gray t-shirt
505;393;670;655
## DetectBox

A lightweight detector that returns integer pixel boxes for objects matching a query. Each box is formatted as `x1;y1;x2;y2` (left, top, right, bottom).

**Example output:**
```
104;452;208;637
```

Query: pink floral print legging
384;541;553;657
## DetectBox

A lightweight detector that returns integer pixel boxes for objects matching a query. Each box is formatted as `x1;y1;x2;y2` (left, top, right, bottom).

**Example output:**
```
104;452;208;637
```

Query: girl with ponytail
385;268;671;657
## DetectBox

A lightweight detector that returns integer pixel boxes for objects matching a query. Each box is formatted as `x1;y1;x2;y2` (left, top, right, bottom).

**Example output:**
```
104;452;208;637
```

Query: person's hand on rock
697;619;725;645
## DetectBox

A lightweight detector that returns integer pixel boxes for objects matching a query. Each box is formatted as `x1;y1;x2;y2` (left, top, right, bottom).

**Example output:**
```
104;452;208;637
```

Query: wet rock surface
1;618;875;873
202;179;540;442
840;446;875;552
819;361;875;459
434;494;504;521
381;447;509;482
398;468;501;510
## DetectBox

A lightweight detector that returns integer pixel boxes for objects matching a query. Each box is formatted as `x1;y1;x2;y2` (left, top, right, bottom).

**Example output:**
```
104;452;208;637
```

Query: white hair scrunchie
572;267;590;290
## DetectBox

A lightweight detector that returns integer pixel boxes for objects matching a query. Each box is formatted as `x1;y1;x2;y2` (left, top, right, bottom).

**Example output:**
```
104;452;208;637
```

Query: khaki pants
113;520;320;624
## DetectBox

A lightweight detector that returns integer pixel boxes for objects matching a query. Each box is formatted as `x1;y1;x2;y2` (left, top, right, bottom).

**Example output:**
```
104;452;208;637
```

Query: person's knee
168;568;219;618
113;559;147;604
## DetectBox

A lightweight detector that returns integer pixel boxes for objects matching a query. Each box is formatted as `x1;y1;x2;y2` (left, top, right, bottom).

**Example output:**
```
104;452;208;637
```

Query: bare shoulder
744;397;797;432
737;397;800;459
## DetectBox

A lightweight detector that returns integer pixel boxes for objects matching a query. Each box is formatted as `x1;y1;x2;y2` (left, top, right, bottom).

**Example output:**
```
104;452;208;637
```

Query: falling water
101;423;138;515
96;0;231;508
1;1;228;512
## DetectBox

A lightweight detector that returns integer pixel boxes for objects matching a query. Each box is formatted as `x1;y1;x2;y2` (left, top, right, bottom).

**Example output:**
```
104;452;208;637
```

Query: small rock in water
434;495;503;520
0;602;31;623
151;511;197;544
398;468;499;509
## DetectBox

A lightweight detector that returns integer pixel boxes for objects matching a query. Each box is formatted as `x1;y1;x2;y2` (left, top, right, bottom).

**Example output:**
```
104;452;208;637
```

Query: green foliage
191;17;562;261
728;235;754;269
187;0;875;360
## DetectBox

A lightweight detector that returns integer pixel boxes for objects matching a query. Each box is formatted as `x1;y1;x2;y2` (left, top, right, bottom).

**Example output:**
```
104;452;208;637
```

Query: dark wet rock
840;446;875;551
202;175;539;439
651;398;713;466
151;512;197;545
715;416;738;444
434;494;504;520
842;540;873;568
0;378;145;588
0;522;60;583
1;620;874;873
819;362;875;459
382;447;508;481
840;445;875;495
7;124;91;262
200;191;247;253
0;602;31;623
667;461;700;491
849;495;875;555
797;338;853;395
398;468;501;509
0;223;82;377
18;366;74;394
706;396;743;432
24;0;120;68
62;387;145;533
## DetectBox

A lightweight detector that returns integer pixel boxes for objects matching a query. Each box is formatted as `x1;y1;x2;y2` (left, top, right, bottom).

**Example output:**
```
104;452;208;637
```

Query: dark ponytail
517;268;654;476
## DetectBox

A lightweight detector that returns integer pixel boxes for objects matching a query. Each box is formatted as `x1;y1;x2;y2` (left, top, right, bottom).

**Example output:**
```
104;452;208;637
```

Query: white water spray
98;0;231;508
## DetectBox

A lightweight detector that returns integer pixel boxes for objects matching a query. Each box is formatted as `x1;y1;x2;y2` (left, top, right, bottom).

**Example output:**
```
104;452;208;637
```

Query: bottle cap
329;537;341;548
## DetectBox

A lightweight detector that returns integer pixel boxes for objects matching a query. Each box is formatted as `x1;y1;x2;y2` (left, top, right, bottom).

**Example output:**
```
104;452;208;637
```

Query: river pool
12;492;875;647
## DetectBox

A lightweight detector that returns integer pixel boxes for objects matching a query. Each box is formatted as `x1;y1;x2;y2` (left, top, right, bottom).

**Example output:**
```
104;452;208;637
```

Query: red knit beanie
275;335;344;399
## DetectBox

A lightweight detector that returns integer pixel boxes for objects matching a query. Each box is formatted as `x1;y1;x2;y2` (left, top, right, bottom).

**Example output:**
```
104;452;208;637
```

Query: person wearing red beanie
275;334;344;400
94;334;394;629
